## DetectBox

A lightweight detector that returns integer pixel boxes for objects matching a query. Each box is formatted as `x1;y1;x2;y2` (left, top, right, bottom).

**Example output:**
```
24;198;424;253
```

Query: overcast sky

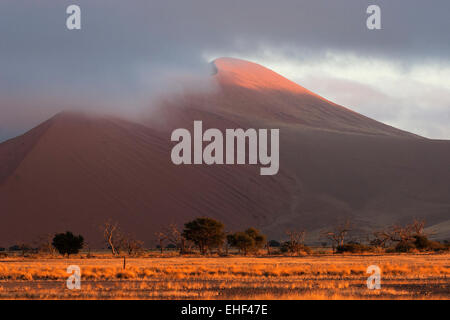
1;0;449;141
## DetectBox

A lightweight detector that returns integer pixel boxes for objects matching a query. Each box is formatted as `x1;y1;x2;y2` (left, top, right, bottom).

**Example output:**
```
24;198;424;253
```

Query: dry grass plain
0;253;448;300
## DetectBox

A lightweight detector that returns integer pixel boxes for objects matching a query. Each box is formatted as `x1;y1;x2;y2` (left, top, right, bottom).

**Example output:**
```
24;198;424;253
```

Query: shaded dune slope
0;112;291;245
0;57;449;245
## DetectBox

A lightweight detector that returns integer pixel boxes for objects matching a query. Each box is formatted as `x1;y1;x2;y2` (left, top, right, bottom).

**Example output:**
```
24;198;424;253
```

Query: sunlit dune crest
213;57;315;94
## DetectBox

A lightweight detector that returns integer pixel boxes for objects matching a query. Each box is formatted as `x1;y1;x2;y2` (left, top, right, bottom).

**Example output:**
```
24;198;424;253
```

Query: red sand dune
0;58;449;246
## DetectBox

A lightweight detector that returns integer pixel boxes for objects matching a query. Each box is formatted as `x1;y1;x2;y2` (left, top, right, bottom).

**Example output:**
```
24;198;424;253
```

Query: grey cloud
1;0;450;140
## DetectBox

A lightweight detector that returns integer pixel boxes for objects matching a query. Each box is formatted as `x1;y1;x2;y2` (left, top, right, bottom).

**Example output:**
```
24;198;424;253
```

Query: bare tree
164;224;186;254
371;230;391;248
265;241;271;255
84;241;92;258
391;224;414;242
155;231;166;254
102;221;121;255
155;224;192;254
321;220;352;252
16;242;33;257
372;219;428;247
122;233;144;256
35;233;57;255
102;221;145;256
410;219;426;236
285;230;306;255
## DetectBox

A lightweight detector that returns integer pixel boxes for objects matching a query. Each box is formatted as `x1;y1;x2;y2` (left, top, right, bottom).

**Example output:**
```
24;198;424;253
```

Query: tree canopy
228;228;266;255
52;232;84;257
182;218;225;254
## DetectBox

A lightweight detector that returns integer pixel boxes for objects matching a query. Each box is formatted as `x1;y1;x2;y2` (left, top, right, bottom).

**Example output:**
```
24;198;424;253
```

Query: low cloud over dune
1;1;450;141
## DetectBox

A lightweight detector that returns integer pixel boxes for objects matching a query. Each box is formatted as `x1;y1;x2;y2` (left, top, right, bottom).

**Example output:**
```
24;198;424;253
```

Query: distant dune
0;58;449;246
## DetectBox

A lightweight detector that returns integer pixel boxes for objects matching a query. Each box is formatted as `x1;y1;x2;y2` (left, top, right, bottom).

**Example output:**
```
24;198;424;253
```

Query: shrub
8;244;33;256
245;228;267;249
280;241;312;255
395;241;416;253
228;228;267;255
413;235;431;250
336;243;373;253
232;232;254;255
409;236;449;252
52;232;84;257
268;240;281;247
302;246;313;255
428;241;448;252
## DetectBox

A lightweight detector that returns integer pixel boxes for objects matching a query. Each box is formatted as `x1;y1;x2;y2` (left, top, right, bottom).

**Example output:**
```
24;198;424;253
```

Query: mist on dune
0;61;219;142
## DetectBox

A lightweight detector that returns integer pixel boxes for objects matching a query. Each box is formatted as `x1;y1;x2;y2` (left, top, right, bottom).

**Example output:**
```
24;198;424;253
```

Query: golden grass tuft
0;253;448;299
